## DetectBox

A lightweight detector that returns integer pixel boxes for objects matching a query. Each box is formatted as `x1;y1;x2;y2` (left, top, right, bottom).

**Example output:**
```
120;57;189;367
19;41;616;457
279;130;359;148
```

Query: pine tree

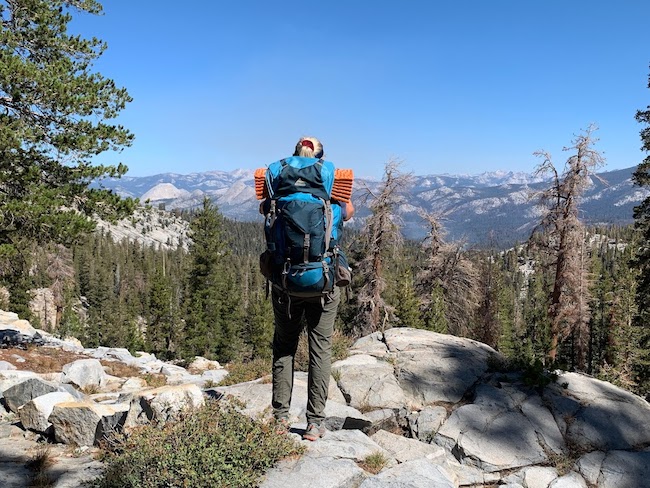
421;283;447;333
147;266;179;360
182;198;242;361
394;269;424;329
241;259;273;359
474;250;502;348
521;270;552;363
0;0;136;305
632;64;650;395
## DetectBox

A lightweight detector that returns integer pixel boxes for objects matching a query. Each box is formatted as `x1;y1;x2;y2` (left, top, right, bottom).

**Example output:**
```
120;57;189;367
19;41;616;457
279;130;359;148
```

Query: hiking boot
274;417;290;435
302;423;325;441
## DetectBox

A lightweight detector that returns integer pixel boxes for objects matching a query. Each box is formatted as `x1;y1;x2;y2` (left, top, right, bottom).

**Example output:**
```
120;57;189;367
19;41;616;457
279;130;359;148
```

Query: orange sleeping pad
254;168;268;200
254;167;354;203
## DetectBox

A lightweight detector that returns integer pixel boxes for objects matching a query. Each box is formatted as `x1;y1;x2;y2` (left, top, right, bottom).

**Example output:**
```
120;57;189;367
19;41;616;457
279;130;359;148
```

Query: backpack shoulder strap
324;200;333;252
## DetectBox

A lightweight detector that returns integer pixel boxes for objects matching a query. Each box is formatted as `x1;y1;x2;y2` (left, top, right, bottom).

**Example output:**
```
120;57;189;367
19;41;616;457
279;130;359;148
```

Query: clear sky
72;1;650;179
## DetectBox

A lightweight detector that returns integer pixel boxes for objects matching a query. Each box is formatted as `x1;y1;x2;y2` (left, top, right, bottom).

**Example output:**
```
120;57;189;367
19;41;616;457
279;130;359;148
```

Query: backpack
257;156;352;297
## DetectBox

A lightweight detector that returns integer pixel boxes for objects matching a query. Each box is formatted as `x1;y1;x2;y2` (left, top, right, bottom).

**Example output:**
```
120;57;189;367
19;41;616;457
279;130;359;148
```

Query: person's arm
342;200;355;221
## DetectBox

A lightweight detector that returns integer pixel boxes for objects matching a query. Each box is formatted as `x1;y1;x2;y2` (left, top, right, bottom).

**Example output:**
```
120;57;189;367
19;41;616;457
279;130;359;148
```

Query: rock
121;383;204;428
549;471;588;487
382;328;496;406
49;401;129;446
332;354;408;409
437;404;548;472
1;370;40;397
548;372;650;450
364;408;402;435
0;437;37;488
62;336;84;350
305;429;396;466
444;457;501;486
34;334;85;353
89;392;121;404
3;318;650;488
120;377;148;391
0;310;21;325
49;456;105;488
371;429;447;464
88;347;135;363
188;356;222;372
597;450;650;488
159;363;189;377
62;359;108;390
0;419;23;437
0;360;17;370
0;310;37;336
58;383;86;400
260;455;366;488
575;451;607;486
216;372;366;426
201;368;229;385
358;458;456;488
2;377;60;412
348;331;390;357
408;405;448;441
18;391;76;433
520;391;566;455
502;466;559;488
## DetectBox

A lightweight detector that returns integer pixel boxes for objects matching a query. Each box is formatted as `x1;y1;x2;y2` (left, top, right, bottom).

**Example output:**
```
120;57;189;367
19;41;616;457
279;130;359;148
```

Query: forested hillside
3;195;645;398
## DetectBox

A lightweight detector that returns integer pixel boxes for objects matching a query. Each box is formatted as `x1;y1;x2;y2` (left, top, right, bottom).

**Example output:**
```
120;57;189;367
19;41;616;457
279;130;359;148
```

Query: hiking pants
271;287;340;426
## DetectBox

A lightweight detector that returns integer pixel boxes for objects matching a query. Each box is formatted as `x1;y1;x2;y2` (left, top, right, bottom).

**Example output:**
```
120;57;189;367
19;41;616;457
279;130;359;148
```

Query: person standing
256;136;354;441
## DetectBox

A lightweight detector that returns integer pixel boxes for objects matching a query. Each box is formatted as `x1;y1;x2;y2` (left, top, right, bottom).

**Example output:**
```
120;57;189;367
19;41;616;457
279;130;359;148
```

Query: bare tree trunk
531;126;603;368
355;159;410;336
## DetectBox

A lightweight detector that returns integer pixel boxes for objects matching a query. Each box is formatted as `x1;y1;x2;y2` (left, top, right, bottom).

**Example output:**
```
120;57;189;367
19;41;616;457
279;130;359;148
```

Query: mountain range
96;166;648;247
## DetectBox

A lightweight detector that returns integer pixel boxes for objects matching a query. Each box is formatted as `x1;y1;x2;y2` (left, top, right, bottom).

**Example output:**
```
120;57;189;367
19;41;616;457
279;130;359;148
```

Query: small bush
26;445;55;487
331;329;353;362
358;452;388;474
92;399;304;488
101;361;142;379
141;373;167;388
81;384;101;395
220;357;272;386
521;359;558;389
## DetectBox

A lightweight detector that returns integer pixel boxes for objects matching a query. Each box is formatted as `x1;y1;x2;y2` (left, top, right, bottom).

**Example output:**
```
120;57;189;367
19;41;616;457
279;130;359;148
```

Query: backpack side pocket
259;250;274;280
334;249;351;287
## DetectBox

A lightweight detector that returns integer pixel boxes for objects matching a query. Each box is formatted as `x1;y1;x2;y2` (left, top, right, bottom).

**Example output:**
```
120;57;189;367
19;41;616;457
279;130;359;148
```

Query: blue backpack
260;156;350;297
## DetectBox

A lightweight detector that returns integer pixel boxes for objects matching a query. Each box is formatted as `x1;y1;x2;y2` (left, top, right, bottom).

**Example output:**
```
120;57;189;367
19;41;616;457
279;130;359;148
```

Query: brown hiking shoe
302;423;325;441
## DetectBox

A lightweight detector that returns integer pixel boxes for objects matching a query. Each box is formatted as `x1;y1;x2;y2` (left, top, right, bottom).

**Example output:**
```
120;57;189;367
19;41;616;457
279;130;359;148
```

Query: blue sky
73;1;650;179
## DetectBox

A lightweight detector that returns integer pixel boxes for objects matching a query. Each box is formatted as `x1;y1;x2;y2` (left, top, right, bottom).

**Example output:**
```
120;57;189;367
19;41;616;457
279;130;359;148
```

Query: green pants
271;287;340;425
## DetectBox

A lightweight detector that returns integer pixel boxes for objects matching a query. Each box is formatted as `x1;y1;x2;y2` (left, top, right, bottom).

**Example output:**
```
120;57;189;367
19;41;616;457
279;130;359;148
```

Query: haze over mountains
98;166;647;246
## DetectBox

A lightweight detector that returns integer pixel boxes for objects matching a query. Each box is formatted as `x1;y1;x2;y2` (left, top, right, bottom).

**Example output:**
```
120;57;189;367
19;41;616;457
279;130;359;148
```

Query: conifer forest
2;0;650;402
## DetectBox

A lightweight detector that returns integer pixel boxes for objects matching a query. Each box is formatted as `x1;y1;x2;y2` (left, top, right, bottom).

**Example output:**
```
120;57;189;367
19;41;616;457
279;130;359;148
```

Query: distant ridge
96;166;647;246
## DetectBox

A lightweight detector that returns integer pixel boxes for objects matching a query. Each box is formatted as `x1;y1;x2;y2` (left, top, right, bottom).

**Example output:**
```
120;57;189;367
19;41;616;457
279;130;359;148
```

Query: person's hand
343;201;355;221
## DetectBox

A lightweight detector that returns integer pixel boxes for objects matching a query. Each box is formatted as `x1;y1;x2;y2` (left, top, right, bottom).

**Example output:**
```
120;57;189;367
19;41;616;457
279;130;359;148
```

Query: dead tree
355;159;410;336
417;211;479;337
532;125;604;368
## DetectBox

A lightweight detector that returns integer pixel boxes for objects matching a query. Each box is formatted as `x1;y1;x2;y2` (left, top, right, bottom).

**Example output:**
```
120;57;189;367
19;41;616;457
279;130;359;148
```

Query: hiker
255;136;354;441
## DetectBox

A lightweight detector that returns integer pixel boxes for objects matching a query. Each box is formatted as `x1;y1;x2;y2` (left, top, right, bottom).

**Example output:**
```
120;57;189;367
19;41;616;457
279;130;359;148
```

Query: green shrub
358;451;389;474
92;399;304;488
219;357;272;386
